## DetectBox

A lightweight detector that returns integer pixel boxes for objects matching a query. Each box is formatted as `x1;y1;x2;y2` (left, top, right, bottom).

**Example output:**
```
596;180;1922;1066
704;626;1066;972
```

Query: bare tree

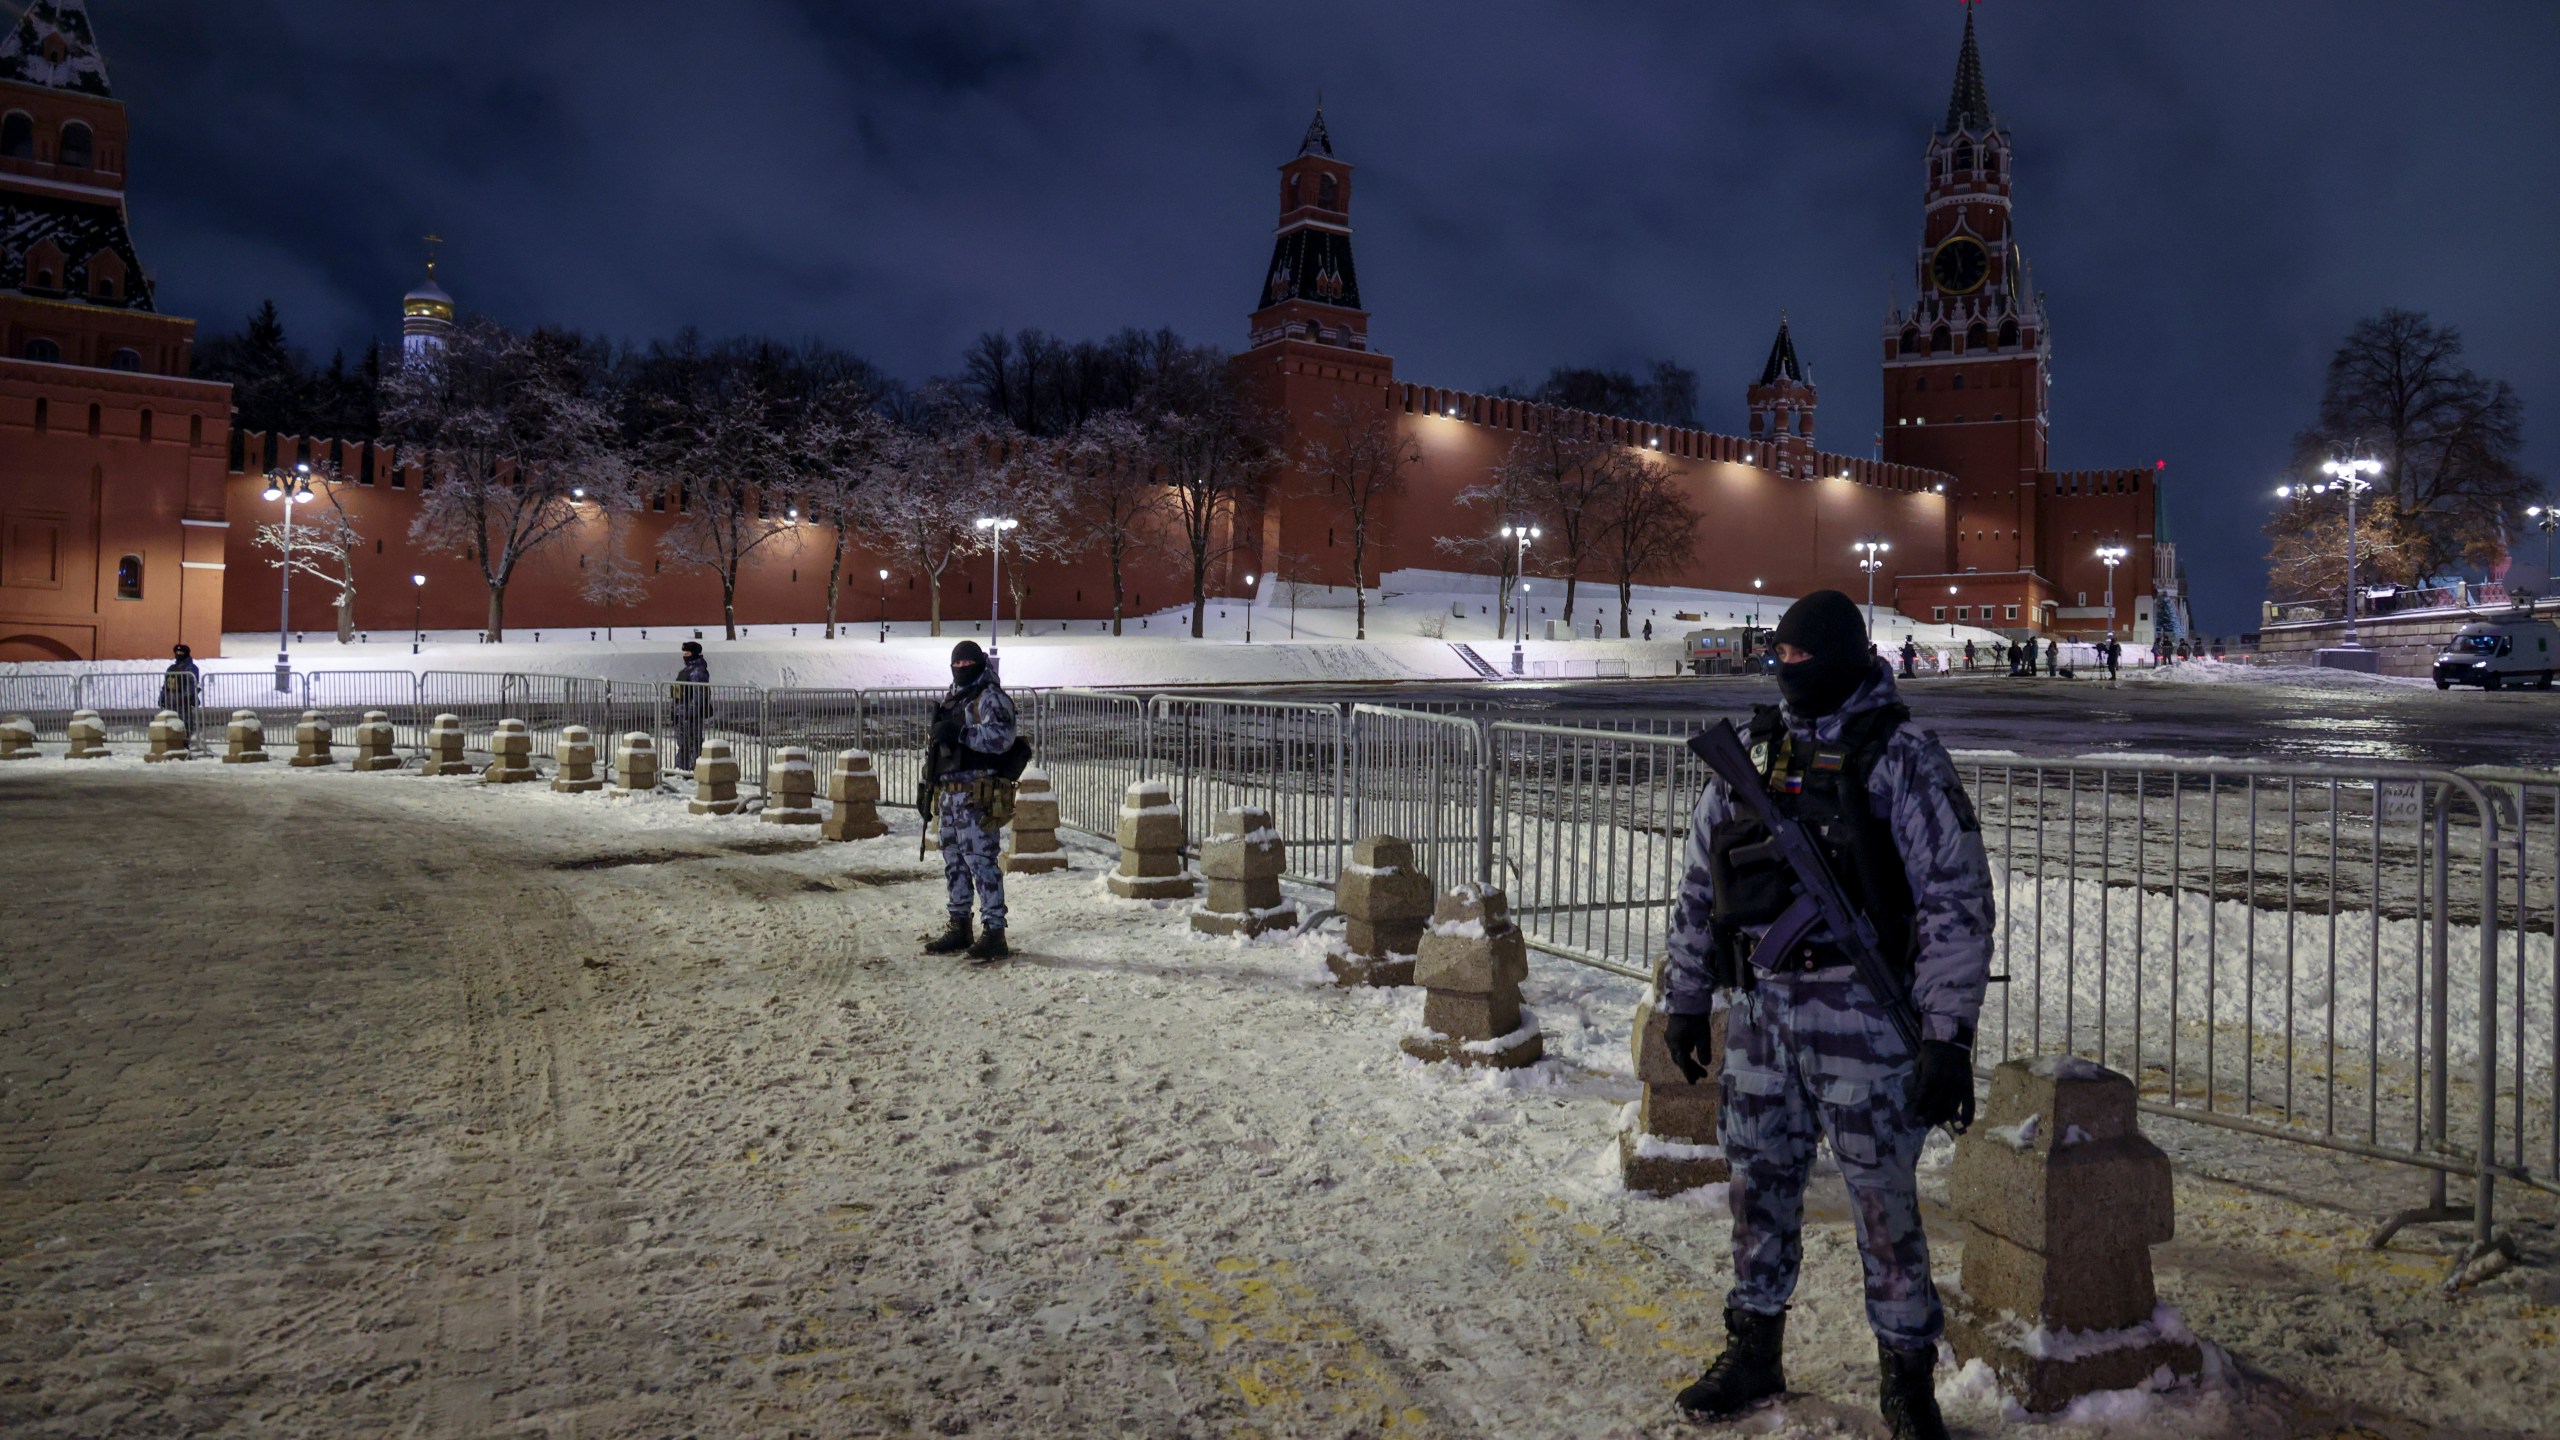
1441;446;1545;639
799;383;890;639
991;443;1071;637
2291;308;2539;574
1061;408;1161;635
1502;424;1620;628
252;465;364;642
1146;350;1273;638
2265;490;2429;609
1596;451;1700;637
1297;395;1419;640
578;504;651;640
861;388;1005;637
629;339;813;641
383;320;623;640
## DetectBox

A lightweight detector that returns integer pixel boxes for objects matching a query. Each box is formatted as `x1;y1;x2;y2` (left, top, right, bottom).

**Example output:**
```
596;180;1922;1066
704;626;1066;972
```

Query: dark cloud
108;0;2558;632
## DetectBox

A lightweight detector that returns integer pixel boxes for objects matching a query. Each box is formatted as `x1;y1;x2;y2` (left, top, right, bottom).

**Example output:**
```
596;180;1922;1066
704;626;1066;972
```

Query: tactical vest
1704;702;1917;970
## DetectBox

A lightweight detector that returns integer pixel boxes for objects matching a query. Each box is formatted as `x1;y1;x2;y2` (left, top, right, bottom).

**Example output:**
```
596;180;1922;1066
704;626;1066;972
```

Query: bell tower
1247;107;1370;353
1880;6;2049;576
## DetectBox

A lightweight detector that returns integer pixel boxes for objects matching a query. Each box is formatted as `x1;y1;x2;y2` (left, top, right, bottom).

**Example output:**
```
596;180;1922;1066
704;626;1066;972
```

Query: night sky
108;1;2559;635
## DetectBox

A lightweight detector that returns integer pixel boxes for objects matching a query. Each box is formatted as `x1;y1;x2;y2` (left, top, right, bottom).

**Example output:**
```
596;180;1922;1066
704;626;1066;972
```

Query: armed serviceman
921;641;1020;961
1658;589;1994;1440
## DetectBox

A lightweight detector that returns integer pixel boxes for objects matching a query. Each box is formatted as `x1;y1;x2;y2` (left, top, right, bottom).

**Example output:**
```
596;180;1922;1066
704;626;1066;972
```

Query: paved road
1227;671;2560;772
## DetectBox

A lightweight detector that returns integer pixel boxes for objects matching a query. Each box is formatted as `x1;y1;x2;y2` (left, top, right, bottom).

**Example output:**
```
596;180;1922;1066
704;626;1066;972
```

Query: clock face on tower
1930;235;1991;296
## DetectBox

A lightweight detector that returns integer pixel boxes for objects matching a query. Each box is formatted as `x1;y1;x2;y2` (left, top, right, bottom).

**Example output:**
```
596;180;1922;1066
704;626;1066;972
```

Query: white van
2432;616;2560;690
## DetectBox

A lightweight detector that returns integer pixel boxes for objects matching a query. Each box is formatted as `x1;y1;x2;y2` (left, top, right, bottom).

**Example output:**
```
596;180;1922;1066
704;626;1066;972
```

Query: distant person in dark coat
159;644;202;737
1899;636;1919;679
2044;639;2059;677
1963;639;1976;673
672;641;711;770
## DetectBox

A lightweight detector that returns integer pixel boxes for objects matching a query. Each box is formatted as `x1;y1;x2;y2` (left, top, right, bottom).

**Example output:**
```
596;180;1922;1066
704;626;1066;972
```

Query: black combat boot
1674;1306;1787;1419
965;927;1010;962
1877;1342;1950;1440
923;914;972;955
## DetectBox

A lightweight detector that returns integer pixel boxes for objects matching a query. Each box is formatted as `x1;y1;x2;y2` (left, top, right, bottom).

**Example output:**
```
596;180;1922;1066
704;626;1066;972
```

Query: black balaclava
949;640;989;693
681;641;702;659
172;644;190;659
1769;589;1871;719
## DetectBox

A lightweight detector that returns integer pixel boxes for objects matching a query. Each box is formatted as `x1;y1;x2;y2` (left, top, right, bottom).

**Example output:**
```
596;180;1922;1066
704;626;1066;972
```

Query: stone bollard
763;746;821;824
1945;1056;2200;1412
222;710;270;764
689;738;741;815
1106;779;1194;899
481;718;539;783
0;714;36;759
421;714;472;775
350;711;401;771
1620;960;1729;1195
1190;804;1291;936
290;711;335;768
1001;767;1066;872
613;732;658;795
62;708;109;759
1400;884;1544;1068
821;749;888;839
145;710;191;763
552;724;603;793
1327;835;1432;986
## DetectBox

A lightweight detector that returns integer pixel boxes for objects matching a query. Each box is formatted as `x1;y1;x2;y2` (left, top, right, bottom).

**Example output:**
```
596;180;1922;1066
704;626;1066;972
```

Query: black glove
1663;1010;1719;1085
931;717;962;749
1911;1040;1976;1131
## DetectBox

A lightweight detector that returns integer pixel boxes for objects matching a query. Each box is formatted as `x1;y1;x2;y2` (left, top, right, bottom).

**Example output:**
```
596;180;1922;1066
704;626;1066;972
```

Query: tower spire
1297;100;1333;158
1943;4;1993;134
1759;312;1806;386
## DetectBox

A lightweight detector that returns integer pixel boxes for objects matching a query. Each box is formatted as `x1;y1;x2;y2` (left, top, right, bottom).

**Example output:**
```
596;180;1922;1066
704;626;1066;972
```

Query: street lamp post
1243;573;1256;644
410;573;426;655
973;516;1018;670
260;461;319;691
1851;535;1891;634
2095;540;2128;643
1499;522;1540;675
2276;453;2384;646
2528;505;2557;595
877;568;890;643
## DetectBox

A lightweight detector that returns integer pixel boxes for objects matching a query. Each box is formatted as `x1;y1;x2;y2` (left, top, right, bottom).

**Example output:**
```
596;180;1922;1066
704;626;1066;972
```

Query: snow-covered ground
5;757;2554;1437
9;569;2021;692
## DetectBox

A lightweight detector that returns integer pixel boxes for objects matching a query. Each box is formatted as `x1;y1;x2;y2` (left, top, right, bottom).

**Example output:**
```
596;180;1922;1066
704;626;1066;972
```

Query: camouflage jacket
1661;661;1994;1043
933;680;1018;782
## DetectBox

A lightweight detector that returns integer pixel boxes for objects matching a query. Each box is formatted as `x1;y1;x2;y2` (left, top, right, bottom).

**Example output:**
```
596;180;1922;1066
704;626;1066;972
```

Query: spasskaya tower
1879;7;2049;578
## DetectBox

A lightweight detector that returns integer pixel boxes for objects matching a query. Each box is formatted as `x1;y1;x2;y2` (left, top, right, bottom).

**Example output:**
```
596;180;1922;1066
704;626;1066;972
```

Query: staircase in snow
1450;644;1504;680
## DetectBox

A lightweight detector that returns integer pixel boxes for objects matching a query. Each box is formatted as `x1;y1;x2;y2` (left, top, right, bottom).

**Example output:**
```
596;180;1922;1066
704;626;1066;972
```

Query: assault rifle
1687;719;1924;1056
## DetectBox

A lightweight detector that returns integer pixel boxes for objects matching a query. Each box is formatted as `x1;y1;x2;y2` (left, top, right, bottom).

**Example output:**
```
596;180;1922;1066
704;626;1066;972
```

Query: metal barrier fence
303;671;428;752
1484;723;1702;982
418;673;609;774
1040;689;1151;838
1149;695;1346;884
762;686;866;782
1348;704;1489;891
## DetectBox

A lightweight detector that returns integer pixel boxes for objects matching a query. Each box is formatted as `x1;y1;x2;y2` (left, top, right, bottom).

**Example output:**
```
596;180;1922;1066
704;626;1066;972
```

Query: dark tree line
1496;360;1700;429
193;301;384;438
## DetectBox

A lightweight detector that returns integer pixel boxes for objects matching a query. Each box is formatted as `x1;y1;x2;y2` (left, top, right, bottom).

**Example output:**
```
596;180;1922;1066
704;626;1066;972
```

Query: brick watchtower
0;0;232;661
1247;107;1372;354
1745;315;1816;479
1880;8;2049;584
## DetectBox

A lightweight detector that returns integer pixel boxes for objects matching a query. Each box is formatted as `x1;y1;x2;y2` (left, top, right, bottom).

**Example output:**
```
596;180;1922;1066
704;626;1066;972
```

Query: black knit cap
1771;589;1867;657
681;640;702;656
950;640;987;666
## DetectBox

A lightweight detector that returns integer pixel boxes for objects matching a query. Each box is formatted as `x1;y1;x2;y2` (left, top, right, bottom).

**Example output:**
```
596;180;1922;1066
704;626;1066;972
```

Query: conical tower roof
1942;7;1993;134
0;0;112;97
1297;105;1333;158
1758;315;1806;386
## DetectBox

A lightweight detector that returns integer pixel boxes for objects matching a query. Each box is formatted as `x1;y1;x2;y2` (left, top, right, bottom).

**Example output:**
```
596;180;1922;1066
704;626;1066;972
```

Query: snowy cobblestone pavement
2;761;2555;1437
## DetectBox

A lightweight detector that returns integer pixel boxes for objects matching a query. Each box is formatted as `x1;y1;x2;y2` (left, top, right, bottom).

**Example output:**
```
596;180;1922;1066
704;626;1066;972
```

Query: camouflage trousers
938;784;1007;931
1721;970;1942;1351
